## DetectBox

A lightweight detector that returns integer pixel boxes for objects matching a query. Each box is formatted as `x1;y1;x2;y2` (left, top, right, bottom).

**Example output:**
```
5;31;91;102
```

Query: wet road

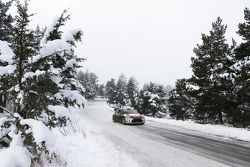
137;122;250;167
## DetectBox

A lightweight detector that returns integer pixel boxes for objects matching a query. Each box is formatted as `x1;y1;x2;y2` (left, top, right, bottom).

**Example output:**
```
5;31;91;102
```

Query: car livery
112;108;145;125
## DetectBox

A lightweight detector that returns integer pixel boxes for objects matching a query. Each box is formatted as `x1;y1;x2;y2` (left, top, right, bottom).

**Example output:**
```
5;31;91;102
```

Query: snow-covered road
80;101;250;167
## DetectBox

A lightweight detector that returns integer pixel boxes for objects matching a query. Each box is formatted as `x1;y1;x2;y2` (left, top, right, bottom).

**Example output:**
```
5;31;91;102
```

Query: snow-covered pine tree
233;8;250;127
10;1;40;117
24;9;85;127
168;79;194;120
190;17;234;124
116;74;128;107
0;2;85;164
106;78;117;105
0;0;14;112
98;84;106;97
135;82;167;117
0;0;13;41
126;77;139;107
77;70;99;99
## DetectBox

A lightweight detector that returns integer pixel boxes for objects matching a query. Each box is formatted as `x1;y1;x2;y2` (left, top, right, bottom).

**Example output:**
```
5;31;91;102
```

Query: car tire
122;117;126;125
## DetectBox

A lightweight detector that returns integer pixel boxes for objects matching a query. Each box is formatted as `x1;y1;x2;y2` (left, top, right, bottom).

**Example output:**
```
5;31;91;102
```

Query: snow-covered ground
146;117;250;142
1;100;250;167
0;108;140;167
51;113;140;167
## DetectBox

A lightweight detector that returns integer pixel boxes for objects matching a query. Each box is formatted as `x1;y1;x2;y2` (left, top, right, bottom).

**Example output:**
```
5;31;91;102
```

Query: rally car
112;108;145;125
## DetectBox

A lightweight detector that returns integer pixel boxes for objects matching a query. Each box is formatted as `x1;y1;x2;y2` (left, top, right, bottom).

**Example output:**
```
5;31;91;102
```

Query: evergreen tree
126;77;139;107
98;84;106;97
116;74;128;107
190;17;234;124
135;82;167;117
0;0;14;112
77;70;99;99
168;79;194;120
0;1;13;110
0;2;85;163
10;1;39;117
233;8;250;127
0;0;13;41
106;78;117;105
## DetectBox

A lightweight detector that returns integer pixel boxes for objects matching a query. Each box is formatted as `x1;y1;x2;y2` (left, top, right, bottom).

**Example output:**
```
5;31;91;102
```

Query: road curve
81;101;250;167
137;122;250;167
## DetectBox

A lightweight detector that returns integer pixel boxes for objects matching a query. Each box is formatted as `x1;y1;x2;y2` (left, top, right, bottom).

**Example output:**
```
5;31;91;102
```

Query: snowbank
146;117;250;141
52;112;140;167
0;135;31;167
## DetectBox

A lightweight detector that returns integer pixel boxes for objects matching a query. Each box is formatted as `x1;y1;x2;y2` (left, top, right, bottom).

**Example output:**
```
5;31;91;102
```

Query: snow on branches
0;1;86;166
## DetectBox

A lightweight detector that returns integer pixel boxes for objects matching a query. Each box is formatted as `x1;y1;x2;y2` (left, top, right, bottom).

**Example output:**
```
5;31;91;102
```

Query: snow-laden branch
0;65;15;76
0;41;15;64
54;89;86;107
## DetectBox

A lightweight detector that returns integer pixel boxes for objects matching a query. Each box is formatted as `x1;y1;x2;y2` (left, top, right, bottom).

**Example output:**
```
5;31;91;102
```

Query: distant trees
77;70;99;99
127;77;139;107
115;74;128;106
168;79;194;120
105;74;130;106
105;75;169;117
134;82;168;117
106;78;117;104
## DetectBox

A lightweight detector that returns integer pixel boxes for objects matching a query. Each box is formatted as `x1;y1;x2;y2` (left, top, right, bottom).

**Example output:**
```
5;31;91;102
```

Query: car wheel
122;117;126;125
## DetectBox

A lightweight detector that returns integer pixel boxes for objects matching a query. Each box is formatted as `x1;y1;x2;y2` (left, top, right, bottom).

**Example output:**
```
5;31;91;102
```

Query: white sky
24;0;250;86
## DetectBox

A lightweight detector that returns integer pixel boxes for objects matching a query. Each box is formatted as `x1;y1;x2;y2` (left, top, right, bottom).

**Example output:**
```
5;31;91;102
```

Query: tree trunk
0;94;3;113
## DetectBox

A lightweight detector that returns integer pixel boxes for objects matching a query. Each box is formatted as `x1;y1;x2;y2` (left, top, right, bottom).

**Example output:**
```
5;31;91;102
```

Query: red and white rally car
112;108;145;125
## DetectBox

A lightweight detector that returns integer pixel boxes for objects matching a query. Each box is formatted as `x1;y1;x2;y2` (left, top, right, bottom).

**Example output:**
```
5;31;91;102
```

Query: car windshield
123;109;139;114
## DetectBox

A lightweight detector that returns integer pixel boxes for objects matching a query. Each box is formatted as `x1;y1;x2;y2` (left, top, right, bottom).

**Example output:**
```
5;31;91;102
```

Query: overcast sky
26;0;250;86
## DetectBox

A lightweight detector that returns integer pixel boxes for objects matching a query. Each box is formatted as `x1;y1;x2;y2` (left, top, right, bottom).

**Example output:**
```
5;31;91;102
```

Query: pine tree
116;74;128;107
0;2;85;163
106;78;117;105
10;0;38;117
233;8;250;127
77;70;99;99
0;0;13;41
126;77;139;107
135;82;167;117
0;0;14;112
98;84;106;97
190;17;234;124
168;79;194;120
23;9;85;126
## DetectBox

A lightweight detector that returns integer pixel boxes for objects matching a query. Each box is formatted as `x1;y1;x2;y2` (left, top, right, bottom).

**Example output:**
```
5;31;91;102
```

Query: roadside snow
146;117;250;142
0;135;31;167
52;112;140;167
0;106;140;167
